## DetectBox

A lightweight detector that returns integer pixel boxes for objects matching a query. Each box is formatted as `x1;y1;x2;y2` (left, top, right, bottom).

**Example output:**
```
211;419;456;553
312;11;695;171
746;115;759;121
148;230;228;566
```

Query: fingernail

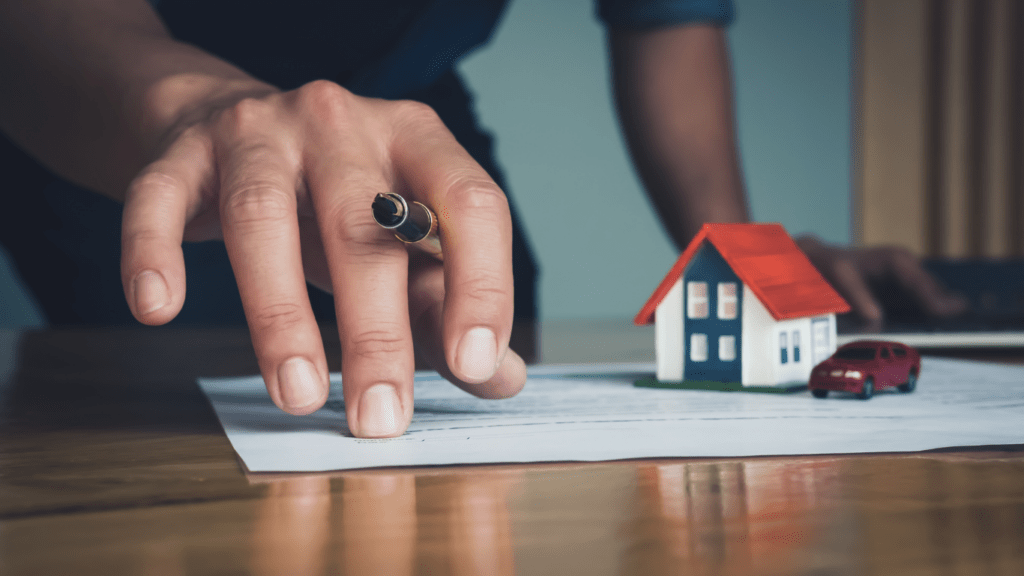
359;384;403;437
278;357;322;410
134;270;169;315
456;326;498;383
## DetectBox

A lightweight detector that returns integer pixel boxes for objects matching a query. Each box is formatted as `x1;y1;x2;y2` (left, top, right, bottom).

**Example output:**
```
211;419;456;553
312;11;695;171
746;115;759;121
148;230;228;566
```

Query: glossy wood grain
1;325;1022;575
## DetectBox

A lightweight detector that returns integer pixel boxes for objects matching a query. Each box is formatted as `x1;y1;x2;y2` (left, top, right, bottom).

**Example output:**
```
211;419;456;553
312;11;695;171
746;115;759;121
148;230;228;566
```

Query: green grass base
634;376;807;394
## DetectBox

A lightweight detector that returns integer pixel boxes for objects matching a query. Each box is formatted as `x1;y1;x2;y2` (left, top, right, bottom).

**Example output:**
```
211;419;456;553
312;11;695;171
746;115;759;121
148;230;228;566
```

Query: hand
119;80;527;437
796;236;969;328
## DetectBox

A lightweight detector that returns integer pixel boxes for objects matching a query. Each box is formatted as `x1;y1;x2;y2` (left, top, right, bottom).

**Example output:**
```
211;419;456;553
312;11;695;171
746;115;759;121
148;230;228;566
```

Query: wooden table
1;323;1022;575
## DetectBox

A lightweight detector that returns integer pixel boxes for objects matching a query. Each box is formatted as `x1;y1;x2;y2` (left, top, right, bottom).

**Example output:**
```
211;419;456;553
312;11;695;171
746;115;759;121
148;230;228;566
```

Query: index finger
390;102;515;385
828;256;884;327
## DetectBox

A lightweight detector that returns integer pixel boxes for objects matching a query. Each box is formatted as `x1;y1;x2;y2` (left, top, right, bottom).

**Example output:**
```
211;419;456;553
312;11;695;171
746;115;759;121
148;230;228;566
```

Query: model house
634;223;850;387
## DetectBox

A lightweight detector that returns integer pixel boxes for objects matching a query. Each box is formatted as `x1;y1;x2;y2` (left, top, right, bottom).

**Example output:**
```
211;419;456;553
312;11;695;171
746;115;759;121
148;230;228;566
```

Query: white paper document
197;358;1024;472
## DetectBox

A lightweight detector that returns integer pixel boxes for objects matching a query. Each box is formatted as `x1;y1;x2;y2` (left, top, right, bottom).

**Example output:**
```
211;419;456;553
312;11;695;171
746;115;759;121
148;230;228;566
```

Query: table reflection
252;476;331;576
249;469;521;575
339;474;417;575
857;455;1024;575
626;458;857;576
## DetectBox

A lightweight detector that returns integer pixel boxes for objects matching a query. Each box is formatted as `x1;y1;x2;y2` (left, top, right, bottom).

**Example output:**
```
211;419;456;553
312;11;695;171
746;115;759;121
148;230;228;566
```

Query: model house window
687;282;709;319
718;335;736;361
792;330;801;363
779;331;788;364
690;333;708;362
717;282;738;319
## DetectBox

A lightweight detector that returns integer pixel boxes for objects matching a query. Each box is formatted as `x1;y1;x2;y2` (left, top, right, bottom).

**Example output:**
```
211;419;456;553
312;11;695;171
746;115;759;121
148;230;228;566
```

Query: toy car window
834;347;876;360
892;347;907;357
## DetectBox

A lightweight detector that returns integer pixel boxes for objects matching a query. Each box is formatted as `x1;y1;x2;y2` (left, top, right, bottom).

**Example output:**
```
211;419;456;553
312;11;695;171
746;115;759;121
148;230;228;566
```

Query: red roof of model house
634;223;851;325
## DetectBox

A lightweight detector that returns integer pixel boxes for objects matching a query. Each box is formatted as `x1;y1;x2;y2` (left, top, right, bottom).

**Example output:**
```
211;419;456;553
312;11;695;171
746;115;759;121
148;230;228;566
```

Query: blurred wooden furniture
1;324;1022;575
858;0;1024;257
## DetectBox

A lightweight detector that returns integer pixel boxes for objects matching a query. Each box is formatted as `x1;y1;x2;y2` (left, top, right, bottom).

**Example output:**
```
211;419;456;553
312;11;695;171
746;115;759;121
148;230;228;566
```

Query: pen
371;193;443;260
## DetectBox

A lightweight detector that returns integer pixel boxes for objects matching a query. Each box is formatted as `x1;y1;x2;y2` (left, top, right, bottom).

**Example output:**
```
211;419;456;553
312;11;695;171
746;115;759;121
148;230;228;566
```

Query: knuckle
392;99;440;125
347;328;407;362
453;271;512;307
222;184;294;229
250;302;307;334
127;170;184;203
335;207;381;243
218;97;275;136
122;227;165;250
337;223;391;259
389;100;446;145
328;167;390;204
296;80;354;125
323;189;393;254
444;173;508;213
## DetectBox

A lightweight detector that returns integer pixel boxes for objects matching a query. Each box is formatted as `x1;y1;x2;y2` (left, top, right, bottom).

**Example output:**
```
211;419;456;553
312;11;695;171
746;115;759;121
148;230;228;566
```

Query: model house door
811;318;831;365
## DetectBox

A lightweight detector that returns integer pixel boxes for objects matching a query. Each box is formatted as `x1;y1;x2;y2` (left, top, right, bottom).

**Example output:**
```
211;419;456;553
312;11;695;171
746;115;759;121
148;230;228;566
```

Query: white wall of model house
654;279;684;381
655;279;839;385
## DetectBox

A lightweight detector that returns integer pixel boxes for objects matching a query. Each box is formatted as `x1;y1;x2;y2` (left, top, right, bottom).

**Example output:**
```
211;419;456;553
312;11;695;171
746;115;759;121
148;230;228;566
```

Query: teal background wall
458;0;853;319
0;245;44;328
0;0;852;327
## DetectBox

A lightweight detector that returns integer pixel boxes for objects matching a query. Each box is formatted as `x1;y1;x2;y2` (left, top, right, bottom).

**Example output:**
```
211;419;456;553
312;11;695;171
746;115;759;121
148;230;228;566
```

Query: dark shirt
0;0;732;326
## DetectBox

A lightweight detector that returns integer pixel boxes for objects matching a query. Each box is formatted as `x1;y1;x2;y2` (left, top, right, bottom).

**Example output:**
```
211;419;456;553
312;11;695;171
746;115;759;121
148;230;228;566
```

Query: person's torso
154;0;509;97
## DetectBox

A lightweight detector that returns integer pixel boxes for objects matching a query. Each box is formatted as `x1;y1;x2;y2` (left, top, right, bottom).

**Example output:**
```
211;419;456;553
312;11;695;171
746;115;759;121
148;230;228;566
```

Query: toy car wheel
898;371;917;393
857;377;874;400
811;389;828;399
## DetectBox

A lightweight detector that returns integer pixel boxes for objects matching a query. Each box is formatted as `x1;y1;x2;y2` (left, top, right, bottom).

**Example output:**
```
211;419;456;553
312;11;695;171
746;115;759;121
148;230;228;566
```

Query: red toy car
809;340;921;399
